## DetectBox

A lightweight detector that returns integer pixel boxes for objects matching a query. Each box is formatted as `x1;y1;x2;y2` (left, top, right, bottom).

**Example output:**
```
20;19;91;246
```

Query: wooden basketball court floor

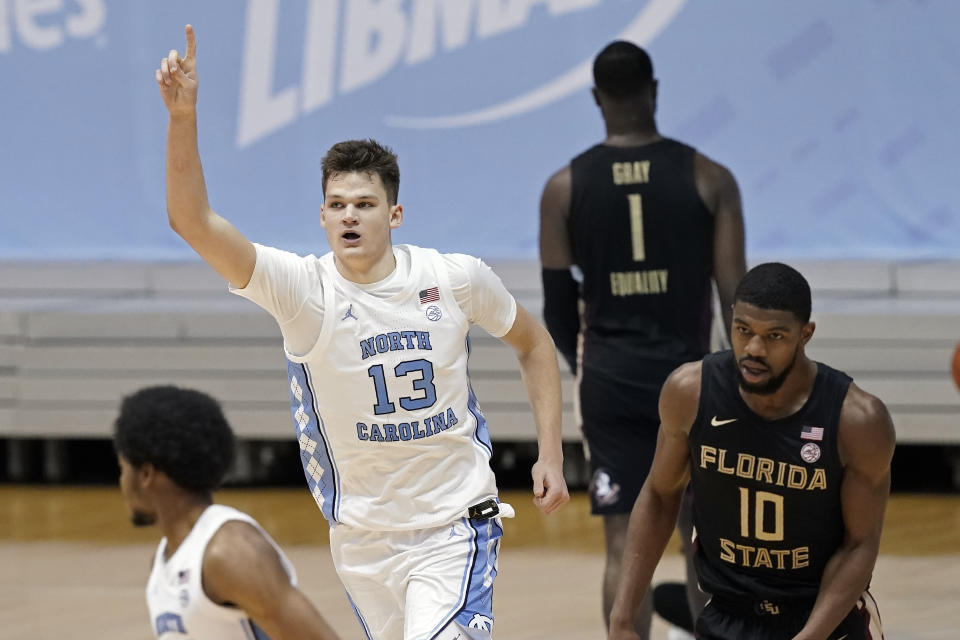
1;486;957;639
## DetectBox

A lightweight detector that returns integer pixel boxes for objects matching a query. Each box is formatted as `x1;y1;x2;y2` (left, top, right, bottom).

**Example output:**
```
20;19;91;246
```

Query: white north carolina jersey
146;504;296;639
232;244;517;531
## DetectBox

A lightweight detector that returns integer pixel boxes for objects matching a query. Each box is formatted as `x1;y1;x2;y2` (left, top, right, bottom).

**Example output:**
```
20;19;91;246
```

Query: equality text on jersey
609;269;668;297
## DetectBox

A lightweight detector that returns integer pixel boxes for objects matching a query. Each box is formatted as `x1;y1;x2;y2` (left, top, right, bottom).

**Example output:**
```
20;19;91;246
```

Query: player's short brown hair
321;139;400;205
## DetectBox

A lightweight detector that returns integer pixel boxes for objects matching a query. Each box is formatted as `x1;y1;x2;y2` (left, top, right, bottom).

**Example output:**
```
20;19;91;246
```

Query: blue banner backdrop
1;0;957;260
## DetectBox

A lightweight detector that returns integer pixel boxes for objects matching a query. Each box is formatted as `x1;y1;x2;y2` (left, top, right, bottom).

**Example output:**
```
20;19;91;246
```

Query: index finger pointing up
184;24;196;60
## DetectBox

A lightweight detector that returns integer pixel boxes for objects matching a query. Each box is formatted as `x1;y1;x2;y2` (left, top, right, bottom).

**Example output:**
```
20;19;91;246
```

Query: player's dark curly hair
322;138;400;205
113;386;235;493
593;40;654;99
734;263;812;324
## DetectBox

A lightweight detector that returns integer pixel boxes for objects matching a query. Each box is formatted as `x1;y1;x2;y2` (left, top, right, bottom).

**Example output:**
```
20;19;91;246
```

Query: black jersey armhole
691;354;716;441
685;145;714;222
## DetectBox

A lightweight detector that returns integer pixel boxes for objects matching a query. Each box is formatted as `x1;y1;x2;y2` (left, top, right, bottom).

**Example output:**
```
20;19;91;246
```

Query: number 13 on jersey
368;359;438;415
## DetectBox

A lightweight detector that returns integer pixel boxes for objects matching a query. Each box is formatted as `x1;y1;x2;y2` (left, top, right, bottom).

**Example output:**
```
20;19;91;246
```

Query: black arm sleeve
541;268;580;373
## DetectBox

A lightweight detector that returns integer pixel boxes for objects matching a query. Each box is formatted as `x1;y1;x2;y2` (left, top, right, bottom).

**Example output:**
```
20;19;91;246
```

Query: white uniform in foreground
234;243;515;639
147;504;296;639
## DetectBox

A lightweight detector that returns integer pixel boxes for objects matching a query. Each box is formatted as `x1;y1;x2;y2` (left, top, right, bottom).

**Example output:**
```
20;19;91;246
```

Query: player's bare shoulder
542;165;572;194
206;519;278;567
838;382;896;469
202;519;286;604
693;151;739;215
539;165;572;219
658;360;703;434
539;165;574;268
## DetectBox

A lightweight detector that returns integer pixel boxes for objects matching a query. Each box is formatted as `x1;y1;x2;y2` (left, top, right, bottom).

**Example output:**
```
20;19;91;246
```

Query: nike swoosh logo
711;416;738;426
837;635;848;640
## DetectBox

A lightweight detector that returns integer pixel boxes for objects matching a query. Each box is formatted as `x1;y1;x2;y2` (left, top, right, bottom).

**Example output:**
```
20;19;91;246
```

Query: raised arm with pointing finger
156;25;256;288
156;24;568;639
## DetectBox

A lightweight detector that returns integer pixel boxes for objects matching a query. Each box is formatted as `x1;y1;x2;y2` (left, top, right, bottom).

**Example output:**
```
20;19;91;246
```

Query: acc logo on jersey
468;613;493;631
426;305;442;321
800;442;821;463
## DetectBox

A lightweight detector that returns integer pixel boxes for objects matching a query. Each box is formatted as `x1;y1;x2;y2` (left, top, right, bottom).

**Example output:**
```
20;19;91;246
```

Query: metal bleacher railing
1;260;958;459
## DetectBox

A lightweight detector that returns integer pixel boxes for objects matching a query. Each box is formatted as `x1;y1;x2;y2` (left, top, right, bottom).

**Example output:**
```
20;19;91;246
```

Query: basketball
953;341;960;392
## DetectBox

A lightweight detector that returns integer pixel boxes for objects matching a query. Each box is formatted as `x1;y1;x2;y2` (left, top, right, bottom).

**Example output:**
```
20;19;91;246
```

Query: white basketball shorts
330;515;504;640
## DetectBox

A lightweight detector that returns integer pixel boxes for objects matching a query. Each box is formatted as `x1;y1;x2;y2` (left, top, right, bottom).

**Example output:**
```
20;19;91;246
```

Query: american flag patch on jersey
801;425;824;441
419;286;440;304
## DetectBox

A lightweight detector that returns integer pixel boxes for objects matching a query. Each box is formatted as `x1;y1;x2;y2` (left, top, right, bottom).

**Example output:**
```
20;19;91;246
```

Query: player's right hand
156;25;198;116
531;456;569;515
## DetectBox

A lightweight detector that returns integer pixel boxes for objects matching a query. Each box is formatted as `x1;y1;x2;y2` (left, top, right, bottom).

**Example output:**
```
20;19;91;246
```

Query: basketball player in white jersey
156;26;569;640
113;385;341;639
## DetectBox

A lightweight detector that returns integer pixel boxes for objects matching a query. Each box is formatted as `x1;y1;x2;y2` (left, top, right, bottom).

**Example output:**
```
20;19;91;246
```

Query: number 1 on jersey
368;364;395;414
628;193;645;262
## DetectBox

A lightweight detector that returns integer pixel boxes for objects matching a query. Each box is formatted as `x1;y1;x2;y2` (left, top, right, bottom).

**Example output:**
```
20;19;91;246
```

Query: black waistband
710;593;816;617
468;499;499;520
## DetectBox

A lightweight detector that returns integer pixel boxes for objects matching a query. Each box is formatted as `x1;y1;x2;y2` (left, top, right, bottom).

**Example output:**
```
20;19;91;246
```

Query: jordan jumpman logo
342;304;358;321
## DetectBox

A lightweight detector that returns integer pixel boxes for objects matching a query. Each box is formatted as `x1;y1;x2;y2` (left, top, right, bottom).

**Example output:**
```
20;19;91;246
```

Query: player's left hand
531;457;569;515
156;24;199;116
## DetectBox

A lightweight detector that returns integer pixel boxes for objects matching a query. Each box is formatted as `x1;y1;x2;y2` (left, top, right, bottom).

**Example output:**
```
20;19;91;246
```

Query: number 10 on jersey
739;487;785;541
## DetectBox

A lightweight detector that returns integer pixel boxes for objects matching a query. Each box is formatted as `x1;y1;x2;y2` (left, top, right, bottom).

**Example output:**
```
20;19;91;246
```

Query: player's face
117;455;156;527
320;171;402;278
730;302;813;396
